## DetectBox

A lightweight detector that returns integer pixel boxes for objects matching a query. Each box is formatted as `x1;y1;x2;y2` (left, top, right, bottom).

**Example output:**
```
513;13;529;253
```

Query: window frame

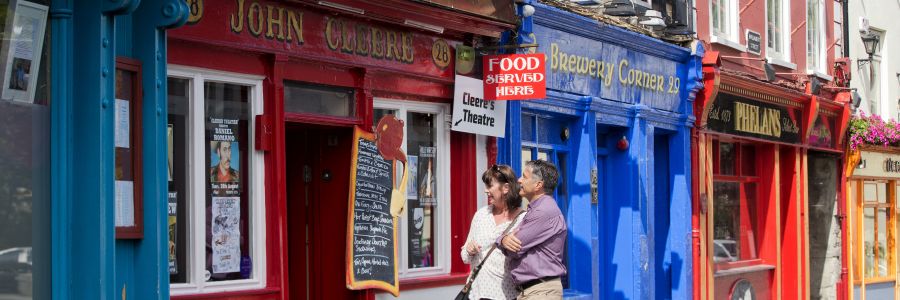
805;0;828;76
709;0;744;51
167;65;268;295
851;179;897;284
711;140;765;272
766;0;793;66
373;98;452;279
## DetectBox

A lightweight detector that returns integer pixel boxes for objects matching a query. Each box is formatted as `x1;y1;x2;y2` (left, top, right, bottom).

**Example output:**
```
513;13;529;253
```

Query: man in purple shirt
498;159;567;299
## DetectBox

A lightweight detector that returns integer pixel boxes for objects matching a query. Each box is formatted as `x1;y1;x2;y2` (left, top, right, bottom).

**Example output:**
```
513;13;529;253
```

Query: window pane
205;82;252;281
877;208;888;278
537;151;549;162
522;148;532;171
742;183;758;260
863;182;878;203
864;207;875;278
522;114;535;142
718;142;735;175
0;0;52;297
284;81;354;117
713;182;741;262
740;144;756;176
407;112;436;269
168;77;190;283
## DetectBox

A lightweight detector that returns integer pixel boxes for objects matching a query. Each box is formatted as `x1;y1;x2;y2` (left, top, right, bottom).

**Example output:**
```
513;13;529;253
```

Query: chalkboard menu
346;126;399;296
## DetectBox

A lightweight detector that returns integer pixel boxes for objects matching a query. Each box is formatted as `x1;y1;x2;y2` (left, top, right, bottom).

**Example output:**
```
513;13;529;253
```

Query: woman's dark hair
481;164;523;209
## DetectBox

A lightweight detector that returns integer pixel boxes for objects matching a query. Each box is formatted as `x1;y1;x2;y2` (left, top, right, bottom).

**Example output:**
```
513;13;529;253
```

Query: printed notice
115;180;135;227
115;99;130;148
212;196;241;274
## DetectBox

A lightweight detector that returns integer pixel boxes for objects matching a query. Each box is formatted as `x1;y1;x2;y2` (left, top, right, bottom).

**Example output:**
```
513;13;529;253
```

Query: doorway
285;123;356;299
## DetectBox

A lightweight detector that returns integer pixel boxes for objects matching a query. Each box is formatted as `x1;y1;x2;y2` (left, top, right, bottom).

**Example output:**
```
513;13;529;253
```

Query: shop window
850;180;896;282
710;0;740;48
806;0;827;74
167;67;267;294
767;0;792;66
712;141;761;268
0;1;51;298
373;99;450;279
283;81;354;117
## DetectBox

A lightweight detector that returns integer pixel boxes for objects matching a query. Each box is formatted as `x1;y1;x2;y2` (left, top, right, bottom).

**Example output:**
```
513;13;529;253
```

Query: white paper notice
451;75;507;137
115;99;130;148
115;180;134;227
212;196;241;274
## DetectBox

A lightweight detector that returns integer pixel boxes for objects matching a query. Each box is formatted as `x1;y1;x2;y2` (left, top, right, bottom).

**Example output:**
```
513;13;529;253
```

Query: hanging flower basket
848;112;900;150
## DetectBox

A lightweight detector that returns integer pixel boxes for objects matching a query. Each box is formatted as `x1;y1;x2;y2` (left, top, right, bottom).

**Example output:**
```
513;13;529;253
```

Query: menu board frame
115;57;144;239
346;126;400;296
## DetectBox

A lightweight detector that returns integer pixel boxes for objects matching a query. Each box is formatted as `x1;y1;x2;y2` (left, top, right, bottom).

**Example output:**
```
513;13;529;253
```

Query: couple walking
460;160;567;300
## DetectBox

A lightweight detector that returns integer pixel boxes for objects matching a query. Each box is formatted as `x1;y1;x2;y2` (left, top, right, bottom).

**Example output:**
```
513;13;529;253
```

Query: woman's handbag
455;210;525;300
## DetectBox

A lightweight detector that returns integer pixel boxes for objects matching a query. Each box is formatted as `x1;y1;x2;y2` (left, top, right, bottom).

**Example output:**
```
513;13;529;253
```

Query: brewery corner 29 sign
483;53;547;100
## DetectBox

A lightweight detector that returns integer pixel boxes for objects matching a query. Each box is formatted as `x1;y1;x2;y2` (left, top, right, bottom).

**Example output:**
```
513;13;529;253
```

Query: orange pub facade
162;0;516;299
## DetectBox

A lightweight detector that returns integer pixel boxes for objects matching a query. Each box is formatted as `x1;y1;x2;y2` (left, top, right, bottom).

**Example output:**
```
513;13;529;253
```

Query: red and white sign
483;53;546;100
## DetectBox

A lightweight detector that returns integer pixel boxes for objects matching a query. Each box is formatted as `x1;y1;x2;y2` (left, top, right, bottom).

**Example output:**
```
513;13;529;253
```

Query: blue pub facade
497;3;703;299
0;0;189;299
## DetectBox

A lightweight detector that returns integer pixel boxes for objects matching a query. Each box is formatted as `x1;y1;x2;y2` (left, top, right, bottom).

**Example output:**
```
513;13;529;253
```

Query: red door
286;124;358;299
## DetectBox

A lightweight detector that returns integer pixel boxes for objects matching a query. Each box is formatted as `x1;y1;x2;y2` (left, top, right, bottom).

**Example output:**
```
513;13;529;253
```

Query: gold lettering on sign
266;5;285;40
247;2;264;36
230;0;245;32
324;17;414;64
230;0;303;44
734;102;782;137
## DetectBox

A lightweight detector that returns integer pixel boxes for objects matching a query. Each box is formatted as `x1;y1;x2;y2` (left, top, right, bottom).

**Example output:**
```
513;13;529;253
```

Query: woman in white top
461;164;526;300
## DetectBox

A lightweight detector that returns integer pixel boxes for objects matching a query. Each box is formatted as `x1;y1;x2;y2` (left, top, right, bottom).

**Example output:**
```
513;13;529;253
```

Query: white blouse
460;205;526;300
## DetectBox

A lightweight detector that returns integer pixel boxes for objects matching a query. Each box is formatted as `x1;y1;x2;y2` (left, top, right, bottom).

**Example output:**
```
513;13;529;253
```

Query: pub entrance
285;123;357;299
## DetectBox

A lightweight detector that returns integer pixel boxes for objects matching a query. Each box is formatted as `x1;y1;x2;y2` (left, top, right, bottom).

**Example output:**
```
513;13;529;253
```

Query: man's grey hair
525;159;559;194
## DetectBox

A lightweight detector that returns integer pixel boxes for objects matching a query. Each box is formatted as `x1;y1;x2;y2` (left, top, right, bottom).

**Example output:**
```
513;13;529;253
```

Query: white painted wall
848;0;900;120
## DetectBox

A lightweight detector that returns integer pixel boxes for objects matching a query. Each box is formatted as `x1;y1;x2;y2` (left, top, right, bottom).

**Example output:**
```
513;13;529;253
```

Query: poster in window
407;205;431;268
407;155;418;199
209;117;240;196
418;146;436;206
168;191;178;274
168;124;174;182
1;1;47;103
212;196;241;274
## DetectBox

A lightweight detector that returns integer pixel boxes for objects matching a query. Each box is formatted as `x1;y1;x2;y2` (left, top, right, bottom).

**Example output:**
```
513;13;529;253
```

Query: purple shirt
497;194;567;284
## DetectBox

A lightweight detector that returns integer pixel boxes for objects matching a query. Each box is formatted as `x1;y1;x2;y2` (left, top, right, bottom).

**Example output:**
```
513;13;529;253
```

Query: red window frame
712;139;764;271
114;57;144;239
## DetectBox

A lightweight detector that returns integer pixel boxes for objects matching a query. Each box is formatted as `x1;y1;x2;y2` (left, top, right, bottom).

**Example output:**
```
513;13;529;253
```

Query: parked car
713;240;738;263
0;247;31;295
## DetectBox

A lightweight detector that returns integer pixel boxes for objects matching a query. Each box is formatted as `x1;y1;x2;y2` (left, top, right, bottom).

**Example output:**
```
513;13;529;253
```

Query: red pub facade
692;0;853;298
163;1;515;299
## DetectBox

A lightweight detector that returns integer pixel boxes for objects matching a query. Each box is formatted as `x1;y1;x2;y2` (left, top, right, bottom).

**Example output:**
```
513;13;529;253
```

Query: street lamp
859;32;880;83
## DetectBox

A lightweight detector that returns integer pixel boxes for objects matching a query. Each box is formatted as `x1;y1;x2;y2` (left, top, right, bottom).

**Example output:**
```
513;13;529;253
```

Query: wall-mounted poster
168;191;178;274
418;146;436;206
1;1;47;103
407;155;418;199
212;196;241;274
209;117;240;197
